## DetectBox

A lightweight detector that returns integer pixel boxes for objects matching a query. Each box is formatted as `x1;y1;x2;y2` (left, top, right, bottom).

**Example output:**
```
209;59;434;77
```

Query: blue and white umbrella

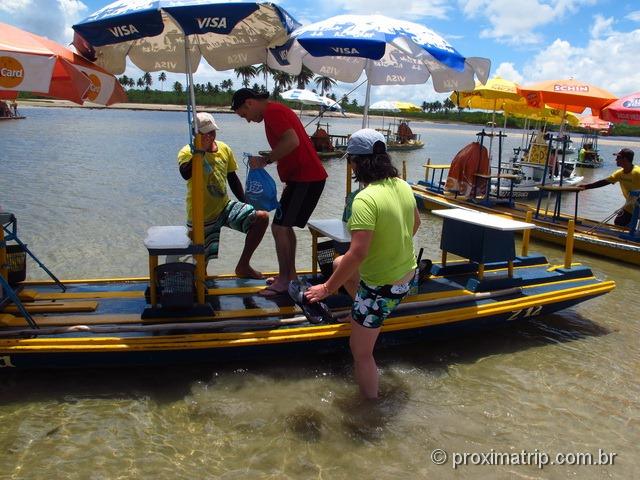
268;14;490;126
280;88;343;111
72;0;299;74
281;88;326;106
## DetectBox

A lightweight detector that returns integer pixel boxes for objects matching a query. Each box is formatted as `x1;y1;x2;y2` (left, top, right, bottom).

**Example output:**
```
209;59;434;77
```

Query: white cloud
458;0;596;45
1;0;88;44
321;0;450;20
519;27;640;96
590;14;614;38
494;63;523;84
628;11;640;22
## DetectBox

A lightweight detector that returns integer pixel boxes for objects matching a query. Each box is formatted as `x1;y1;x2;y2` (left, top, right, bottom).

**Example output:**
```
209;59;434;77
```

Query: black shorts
274;180;326;227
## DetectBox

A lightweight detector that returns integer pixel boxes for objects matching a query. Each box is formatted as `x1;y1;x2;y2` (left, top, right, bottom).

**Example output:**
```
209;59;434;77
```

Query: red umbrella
0;22;126;105
600;92;640;125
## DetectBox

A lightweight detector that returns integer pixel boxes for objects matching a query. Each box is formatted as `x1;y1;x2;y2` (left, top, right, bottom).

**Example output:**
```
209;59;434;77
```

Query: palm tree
158;72;167;91
294;66;314;89
443;98;455;112
127;78;135;88
173;81;183;93
314;75;337;96
272;71;293;93
142;72;152;89
234;66;257;88
136;77;145;88
118;75;129;86
255;63;274;91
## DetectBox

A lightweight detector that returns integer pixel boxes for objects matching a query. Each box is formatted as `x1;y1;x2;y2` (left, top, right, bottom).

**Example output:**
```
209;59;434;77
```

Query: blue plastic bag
245;163;279;212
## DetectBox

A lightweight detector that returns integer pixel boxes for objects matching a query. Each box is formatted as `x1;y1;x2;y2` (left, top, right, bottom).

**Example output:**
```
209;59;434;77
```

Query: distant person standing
0;100;10;118
231;88;328;297
579;142;596;163
10;100;17;117
177;112;269;278
581;148;640;226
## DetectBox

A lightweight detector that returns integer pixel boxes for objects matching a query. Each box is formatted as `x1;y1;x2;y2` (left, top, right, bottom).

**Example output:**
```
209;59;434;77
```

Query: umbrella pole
184;36;206;305
362;63;372;129
534;134;554;218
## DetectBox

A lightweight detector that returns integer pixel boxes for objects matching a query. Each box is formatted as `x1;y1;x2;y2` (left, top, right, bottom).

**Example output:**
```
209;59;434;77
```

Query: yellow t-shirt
347;177;417;285
607;165;640;212
177;141;237;222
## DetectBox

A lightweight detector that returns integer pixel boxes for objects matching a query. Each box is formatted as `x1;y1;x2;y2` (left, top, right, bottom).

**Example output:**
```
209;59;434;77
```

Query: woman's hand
304;283;330;303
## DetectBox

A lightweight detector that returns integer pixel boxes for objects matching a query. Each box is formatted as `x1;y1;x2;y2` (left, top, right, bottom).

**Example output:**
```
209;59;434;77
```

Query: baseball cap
231;88;269;110
346;129;387;155
196;112;219;134
613;148;634;162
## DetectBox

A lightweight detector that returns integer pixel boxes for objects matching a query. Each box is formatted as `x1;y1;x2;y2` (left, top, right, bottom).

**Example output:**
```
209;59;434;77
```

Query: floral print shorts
351;271;418;329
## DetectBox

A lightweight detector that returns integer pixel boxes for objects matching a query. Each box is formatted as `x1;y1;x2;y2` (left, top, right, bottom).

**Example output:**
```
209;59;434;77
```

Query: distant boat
376;119;425;151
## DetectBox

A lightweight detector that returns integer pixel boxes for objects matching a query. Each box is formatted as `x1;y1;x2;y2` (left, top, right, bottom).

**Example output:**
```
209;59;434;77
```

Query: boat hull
0;257;614;369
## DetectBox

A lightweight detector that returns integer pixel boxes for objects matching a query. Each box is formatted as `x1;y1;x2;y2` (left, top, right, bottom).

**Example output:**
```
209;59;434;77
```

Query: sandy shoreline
14;98;359;118
13;98;640;146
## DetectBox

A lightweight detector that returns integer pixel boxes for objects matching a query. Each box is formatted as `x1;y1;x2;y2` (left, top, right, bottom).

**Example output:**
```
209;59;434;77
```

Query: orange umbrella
0;22;126;105
517;78;616;116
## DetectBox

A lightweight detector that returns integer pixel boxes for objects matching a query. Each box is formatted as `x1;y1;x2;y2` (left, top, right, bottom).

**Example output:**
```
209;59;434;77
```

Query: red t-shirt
263;102;328;183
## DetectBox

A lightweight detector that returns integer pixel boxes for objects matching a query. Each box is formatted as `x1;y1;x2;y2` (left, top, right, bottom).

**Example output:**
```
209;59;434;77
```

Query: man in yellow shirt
177;113;268;278
581;148;640;226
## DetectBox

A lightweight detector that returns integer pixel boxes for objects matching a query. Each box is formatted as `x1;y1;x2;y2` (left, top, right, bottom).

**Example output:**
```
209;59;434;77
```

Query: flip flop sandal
288;280;333;324
259;286;288;297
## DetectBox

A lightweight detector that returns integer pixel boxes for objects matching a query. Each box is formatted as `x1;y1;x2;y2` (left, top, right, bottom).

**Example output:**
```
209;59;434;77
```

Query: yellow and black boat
413;163;640;266
0;208;615;370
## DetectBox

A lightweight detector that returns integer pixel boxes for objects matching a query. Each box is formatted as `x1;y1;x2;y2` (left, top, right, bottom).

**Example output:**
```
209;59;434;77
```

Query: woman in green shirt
305;129;421;399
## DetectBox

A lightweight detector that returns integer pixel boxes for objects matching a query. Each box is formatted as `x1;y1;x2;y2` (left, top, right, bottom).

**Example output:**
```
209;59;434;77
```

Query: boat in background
575;131;604;168
376;118;425;151
413;164;640;266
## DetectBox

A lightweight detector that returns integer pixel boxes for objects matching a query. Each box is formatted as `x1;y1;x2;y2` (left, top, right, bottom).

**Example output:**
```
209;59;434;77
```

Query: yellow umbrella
505;102;580;126
369;100;422;112
451;76;522;112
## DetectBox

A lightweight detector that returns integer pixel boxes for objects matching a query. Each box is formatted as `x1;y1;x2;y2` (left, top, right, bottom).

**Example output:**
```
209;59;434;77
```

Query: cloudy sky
2;0;639;106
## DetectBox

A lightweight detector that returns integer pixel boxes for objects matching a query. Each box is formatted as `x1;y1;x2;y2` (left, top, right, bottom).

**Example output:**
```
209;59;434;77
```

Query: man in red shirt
232;88;328;296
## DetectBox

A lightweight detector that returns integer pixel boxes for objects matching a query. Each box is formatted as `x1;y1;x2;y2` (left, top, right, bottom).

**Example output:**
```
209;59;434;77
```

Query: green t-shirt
177;141;237;222
607;165;640;212
347;177;417;285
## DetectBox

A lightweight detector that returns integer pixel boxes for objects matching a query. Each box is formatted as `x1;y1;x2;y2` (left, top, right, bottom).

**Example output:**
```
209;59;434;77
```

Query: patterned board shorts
189;200;256;262
351;270;419;329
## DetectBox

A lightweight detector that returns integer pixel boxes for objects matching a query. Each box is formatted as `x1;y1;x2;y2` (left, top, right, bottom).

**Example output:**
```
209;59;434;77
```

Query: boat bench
432;208;535;281
307;219;351;276
143;226;203;309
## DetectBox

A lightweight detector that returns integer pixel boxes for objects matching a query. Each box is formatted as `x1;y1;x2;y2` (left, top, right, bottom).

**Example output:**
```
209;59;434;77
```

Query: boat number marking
0;355;15;368
507;305;543;321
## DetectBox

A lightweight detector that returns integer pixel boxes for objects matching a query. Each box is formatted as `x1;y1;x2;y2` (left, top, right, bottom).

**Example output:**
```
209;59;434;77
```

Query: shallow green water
1;107;638;478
